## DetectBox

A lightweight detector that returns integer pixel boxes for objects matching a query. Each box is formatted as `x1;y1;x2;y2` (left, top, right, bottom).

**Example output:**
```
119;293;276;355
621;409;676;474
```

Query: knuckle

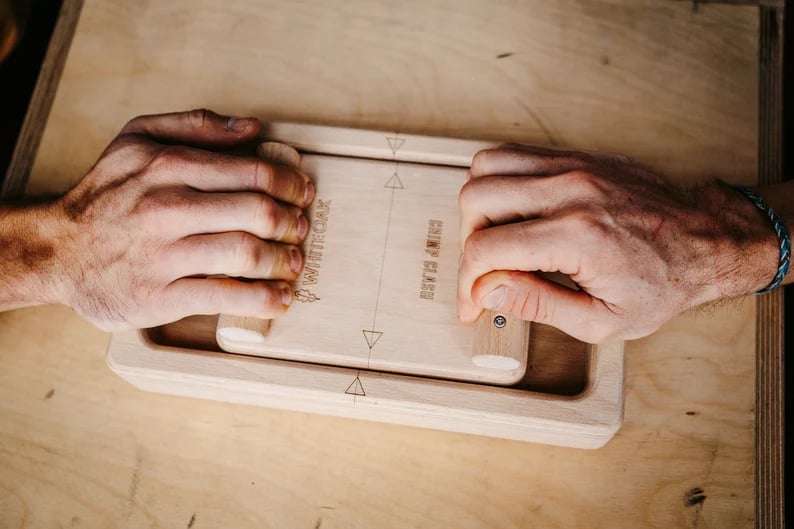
99;137;155;170
258;283;287;313
470;149;500;174
134;188;186;224
252;160;276;191
561;208;592;233
187;108;212;129
462;230;486;263
563;170;602;195
253;196;283;234
458;180;481;213
120;114;148;134
232;233;264;272
563;206;612;239
109;132;145;152
518;286;553;324
148;145;188;174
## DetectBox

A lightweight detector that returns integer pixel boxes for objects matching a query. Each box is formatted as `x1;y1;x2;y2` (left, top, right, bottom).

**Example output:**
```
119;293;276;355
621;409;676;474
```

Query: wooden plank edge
107;330;624;449
214;318;531;387
1;0;84;200
262;122;497;168
670;0;784;7
755;5;786;529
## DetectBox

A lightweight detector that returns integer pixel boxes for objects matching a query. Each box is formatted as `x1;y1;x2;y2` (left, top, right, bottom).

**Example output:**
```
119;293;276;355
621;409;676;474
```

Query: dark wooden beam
756;4;786;529
1;0;83;200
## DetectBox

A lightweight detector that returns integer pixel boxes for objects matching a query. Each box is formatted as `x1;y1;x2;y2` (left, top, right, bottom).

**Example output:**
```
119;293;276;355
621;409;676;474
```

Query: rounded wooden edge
106;330;624;449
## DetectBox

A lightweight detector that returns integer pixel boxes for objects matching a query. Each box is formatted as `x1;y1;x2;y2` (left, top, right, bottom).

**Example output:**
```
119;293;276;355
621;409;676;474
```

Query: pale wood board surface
25;0;759;196
1;0;761;527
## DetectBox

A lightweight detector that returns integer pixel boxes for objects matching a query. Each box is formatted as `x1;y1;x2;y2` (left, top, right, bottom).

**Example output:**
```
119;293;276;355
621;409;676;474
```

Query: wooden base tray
107;124;625;448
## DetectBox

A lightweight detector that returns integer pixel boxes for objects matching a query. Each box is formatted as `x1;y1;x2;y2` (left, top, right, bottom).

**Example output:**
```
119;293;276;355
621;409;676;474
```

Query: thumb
121;108;262;149
471;270;612;343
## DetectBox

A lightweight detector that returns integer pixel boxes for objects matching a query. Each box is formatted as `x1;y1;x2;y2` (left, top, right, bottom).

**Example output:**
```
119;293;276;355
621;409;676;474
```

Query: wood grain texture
471;310;527;370
0;0;767;527
755;6;786;528
0;300;755;528
109;327;622;448
25;0;760;198
155;316;591;396
261;122;495;167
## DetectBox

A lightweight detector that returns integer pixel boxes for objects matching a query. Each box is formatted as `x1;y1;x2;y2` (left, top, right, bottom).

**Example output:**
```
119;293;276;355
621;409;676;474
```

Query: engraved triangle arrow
345;376;366;396
362;330;383;348
384;173;403;189
386;136;405;155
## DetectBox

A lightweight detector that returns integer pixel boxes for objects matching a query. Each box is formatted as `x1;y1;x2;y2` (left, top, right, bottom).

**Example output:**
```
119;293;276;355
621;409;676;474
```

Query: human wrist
0;200;70;309
696;181;782;301
730;185;790;293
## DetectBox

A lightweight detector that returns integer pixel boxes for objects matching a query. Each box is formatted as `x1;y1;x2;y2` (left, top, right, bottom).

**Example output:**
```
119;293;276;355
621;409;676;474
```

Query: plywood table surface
0;1;761;527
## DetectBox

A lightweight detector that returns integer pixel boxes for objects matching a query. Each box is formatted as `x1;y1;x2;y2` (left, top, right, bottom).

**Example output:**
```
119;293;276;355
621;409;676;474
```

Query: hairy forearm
0;202;65;310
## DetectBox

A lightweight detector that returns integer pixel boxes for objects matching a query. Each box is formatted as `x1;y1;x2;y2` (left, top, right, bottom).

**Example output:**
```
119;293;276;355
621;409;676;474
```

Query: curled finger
457;216;591;323
144;146;313;208
162;277;293;320
471;270;612;343
153;190;308;244
470;144;588;178
164;232;302;280
121;108;262;149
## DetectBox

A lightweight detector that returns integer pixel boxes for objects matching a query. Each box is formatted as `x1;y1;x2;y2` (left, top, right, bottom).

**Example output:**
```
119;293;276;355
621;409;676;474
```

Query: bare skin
458;143;792;343
0;109;314;330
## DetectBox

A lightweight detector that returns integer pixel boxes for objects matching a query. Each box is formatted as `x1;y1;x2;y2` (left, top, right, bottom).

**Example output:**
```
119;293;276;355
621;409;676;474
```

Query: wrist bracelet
732;185;790;294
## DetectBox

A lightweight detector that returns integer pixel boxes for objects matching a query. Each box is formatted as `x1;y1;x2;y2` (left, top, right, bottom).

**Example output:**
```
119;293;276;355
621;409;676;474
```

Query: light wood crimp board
218;151;529;384
108;123;625;448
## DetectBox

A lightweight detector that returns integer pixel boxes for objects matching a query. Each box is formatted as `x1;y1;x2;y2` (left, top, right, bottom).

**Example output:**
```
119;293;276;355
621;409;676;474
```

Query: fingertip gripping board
107;123;625;448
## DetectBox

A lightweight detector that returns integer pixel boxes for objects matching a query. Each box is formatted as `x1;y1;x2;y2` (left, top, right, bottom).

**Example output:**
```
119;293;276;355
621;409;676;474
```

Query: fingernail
297;215;309;239
303;181;315;205
482;285;507;309
289;247;302;274
281;286;293;306
226;117;252;132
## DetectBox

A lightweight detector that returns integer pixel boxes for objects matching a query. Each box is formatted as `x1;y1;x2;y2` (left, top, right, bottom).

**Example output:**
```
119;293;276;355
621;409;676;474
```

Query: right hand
457;143;779;343
47;109;314;331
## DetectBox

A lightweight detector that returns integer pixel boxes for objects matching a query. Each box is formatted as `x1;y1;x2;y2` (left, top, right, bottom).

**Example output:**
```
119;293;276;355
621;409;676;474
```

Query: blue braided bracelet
732;185;791;294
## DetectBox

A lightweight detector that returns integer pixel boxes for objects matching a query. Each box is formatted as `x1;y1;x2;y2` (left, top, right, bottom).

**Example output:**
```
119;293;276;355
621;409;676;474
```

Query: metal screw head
493;315;507;328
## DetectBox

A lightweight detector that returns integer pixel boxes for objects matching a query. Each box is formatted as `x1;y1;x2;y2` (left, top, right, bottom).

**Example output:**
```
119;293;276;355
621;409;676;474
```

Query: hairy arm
0;201;65;310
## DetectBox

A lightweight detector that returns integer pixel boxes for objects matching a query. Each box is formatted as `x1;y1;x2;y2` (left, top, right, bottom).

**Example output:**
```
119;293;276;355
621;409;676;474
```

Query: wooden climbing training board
216;138;529;385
